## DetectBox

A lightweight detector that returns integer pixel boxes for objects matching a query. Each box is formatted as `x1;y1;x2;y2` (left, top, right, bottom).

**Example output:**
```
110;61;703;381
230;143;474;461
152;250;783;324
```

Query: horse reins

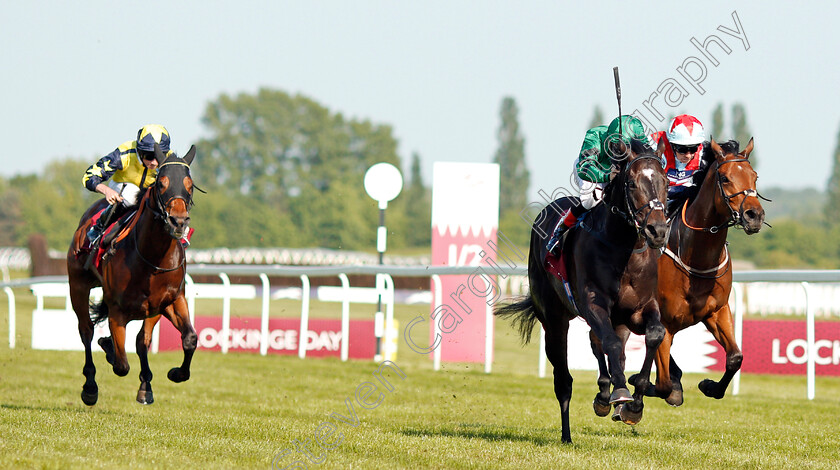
680;157;771;234
133;160;192;273
665;156;769;278
607;154;667;235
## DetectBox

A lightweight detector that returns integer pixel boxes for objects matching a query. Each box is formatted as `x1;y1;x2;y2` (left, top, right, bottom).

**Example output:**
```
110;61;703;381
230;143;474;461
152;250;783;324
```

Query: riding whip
613;66;622;133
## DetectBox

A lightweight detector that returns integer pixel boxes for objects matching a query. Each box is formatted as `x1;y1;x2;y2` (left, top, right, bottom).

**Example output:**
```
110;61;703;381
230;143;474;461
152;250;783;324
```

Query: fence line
3;268;840;399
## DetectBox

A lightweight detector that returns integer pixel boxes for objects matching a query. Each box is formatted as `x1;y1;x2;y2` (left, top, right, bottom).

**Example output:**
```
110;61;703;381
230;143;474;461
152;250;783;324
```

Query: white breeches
107;181;141;208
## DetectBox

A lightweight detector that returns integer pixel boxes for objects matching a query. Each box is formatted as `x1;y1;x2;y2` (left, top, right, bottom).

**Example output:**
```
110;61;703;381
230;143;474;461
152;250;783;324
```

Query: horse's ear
153;142;168;165
709;136;726;163
655;136;667;158
741;137;754;159
183;145;196;166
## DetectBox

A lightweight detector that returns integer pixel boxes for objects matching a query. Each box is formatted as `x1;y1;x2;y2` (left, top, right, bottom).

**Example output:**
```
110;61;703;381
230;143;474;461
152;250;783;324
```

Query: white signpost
364;162;403;361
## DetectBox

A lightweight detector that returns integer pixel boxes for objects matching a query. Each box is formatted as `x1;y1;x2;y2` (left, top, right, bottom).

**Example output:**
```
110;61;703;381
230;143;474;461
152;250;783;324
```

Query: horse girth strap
663;243;730;278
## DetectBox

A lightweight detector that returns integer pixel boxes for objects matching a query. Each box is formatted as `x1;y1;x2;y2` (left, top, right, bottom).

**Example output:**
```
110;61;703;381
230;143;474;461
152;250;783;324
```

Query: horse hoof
698;379;723;399
611;404;623;422
136;390;154;405
168;367;190;383
593;397;611;417
98;337;115;365
619;404;644;425
81;389;98;406
666;388;684;407
609;388;633;404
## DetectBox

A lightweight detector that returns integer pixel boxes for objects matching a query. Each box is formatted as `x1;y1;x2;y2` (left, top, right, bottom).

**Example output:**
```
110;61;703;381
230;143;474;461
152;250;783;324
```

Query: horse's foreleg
135;315;160;405
622;309;665;423
699;304;743;399
588;332;611;417
652;331;684;406
107;314;130;377
545;323;573;444
70;283;98;406
163;296;197;383
585;299;630;404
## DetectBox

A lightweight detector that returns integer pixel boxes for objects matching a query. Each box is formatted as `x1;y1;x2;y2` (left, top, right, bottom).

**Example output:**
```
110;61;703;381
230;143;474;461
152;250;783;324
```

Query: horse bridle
607;154;667;234
148;161;195;238
690;157;771;234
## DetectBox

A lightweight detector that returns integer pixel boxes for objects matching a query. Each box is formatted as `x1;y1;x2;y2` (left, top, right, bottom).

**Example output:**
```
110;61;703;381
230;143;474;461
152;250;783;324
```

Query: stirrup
86;227;102;245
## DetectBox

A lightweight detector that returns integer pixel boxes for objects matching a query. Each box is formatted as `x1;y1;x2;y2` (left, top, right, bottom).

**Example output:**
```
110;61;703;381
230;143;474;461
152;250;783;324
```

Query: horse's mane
133;186;151;210
691;139;741;186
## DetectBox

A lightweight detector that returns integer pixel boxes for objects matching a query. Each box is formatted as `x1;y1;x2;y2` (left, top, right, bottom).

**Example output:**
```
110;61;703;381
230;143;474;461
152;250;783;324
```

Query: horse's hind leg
699;305;743;399
545;322;573;444
163;296;197;383
70;281;98;405
588;332;611;417
106;314;130;377
135;315;161;405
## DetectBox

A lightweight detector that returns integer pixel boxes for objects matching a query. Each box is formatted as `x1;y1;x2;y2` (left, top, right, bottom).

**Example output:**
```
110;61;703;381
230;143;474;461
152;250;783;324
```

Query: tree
492;97;530;248
825;120;840;224
195;88;403;249
493;97;529;216
731;103;756;168
0;177;23;246
589;105;605;128
711;103;725;140
395;152;431;248
11;158;100;249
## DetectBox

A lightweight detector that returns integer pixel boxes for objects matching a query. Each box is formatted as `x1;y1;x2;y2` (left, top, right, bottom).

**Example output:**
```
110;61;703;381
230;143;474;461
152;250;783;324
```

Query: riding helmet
136;124;171;153
667;115;705;145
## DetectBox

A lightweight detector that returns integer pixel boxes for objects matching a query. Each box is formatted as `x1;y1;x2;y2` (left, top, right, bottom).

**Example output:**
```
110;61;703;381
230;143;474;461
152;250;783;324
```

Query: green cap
603;115;647;160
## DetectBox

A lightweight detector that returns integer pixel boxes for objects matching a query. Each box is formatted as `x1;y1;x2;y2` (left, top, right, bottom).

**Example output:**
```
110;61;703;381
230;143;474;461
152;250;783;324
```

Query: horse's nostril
744;210;757;221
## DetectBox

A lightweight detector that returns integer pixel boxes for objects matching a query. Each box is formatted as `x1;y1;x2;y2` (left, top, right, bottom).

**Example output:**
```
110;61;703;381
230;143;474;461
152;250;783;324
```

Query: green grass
2;289;840;468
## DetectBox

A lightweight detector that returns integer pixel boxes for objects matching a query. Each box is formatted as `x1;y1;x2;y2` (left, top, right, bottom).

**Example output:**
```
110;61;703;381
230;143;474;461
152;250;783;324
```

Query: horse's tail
89;301;109;326
494;296;539;344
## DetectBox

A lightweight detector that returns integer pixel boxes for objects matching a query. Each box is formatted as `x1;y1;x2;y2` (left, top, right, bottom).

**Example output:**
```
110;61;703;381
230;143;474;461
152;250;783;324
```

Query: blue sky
2;1;838;201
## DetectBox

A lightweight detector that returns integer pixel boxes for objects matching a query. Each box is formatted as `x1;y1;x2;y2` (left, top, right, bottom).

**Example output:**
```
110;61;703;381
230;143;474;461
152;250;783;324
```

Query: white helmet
667;114;705;145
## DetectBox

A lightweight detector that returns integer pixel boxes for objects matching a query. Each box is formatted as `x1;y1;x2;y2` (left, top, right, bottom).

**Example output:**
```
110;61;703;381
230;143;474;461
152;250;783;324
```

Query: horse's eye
628;182;637;190
720;176;729;184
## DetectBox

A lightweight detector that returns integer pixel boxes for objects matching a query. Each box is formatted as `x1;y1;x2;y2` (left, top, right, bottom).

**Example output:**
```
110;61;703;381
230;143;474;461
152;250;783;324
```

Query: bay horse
631;137;766;406
496;139;669;443
66;143;198;405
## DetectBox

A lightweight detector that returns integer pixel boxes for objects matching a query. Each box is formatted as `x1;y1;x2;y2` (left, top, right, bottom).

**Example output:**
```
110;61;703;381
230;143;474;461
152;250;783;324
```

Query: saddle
544;219;581;314
80;208;138;271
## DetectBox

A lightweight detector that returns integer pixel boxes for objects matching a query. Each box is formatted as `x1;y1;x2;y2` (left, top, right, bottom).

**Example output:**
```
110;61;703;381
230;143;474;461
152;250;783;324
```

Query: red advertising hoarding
157;317;376;359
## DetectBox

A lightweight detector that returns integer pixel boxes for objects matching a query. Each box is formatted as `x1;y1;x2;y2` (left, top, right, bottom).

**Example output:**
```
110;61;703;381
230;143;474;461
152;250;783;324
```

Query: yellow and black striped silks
82;138;174;192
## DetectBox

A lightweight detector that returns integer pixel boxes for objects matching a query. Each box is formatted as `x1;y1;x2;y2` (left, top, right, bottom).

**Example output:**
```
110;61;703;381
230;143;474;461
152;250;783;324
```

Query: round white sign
364;162;403;205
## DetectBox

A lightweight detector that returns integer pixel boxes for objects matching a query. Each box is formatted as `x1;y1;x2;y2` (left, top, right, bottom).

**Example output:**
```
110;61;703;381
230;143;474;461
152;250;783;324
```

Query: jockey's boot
546;209;578;256
86;215;108;247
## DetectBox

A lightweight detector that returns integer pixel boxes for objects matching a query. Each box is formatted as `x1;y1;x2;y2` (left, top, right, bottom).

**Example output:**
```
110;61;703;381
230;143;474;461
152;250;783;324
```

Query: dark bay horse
66;143;198;405
633;137;765;406
496;139;669;443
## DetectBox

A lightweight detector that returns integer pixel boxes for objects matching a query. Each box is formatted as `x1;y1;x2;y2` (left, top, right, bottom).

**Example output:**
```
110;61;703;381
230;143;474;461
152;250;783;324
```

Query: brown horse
631;137;766;406
496;139;669;443
66;143;198;405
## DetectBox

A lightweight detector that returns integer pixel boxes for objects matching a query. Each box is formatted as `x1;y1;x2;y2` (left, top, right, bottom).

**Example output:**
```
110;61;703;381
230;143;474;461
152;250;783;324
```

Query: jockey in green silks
546;115;650;255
